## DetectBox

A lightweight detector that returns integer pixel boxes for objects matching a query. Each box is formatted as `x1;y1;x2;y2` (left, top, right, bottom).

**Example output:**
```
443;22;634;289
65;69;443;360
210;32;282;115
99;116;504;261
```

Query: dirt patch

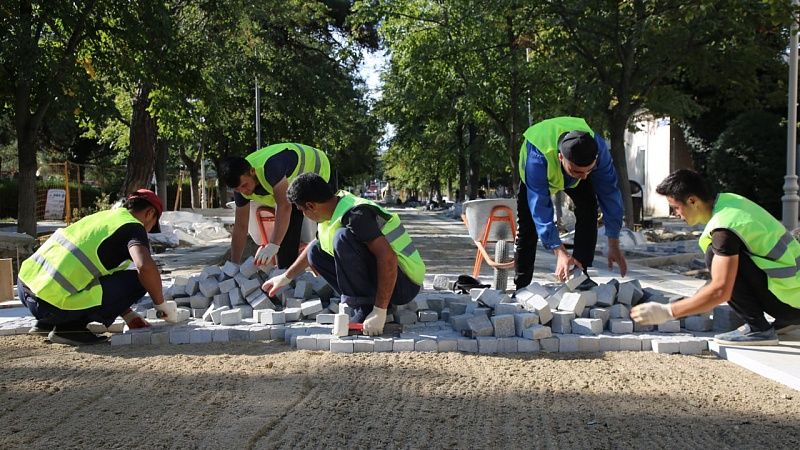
1;335;798;449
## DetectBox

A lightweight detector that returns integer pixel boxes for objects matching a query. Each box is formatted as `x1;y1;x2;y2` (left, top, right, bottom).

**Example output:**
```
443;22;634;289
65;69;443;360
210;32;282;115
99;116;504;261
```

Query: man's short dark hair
219;156;252;188
287;173;335;205
656;169;716;203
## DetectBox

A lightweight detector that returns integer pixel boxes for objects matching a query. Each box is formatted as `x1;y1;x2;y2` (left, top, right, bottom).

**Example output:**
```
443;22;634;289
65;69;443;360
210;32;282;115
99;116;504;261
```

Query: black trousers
18;270;146;328
514;180;598;290
276;204;305;269
707;251;800;331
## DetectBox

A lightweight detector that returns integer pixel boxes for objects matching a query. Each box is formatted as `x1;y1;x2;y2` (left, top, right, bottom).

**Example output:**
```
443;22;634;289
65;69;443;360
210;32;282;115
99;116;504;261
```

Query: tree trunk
121;82;157;195
179;148;201;209
456;121;468;202
155;138;168;203
212;157;227;208
468;129;482;200
16;135;38;236
609;112;634;228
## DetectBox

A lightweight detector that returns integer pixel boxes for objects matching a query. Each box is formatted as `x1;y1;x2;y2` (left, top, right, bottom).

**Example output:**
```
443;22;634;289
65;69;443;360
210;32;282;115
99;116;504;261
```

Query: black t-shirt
340;205;384;243
704;229;742;268
234;150;299;207
96;222;150;271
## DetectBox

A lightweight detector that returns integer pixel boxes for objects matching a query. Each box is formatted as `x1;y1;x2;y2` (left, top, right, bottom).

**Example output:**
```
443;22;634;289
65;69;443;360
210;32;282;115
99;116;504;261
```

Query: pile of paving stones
0;261;746;354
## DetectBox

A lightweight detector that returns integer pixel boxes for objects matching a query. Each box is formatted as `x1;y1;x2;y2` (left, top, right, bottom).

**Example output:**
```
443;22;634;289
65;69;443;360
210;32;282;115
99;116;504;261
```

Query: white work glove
262;273;292;297
630;302;674;325
362;306;388;336
154;301;178;323
254;243;280;266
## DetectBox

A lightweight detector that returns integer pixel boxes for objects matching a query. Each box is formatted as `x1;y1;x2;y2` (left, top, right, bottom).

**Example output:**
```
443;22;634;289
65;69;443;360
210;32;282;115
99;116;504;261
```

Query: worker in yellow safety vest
261;173;426;336
631;169;800;345
17;189;177;346
220;143;331;269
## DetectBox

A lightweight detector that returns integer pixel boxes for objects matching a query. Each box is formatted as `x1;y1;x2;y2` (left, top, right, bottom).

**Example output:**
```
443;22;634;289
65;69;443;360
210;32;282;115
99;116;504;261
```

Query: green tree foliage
707;110;786;217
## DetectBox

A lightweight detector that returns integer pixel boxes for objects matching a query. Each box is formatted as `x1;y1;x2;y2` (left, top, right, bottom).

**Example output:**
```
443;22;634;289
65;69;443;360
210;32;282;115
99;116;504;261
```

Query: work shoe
773;318;800;335
48;328;108;346
28;321;55;336
714;324;779;346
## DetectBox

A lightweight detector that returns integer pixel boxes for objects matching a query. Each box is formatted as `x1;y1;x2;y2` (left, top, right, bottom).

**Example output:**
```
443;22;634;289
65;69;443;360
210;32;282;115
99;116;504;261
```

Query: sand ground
1;334;799;449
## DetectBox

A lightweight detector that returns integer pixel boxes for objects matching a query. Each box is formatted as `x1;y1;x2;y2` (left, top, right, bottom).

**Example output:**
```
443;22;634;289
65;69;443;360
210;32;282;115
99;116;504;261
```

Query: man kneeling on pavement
17;189;178;346
262;173;426;336
631;169;800;345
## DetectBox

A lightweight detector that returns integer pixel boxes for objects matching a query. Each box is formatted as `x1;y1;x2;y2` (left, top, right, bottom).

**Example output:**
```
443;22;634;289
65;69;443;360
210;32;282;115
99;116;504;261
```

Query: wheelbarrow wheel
493;240;512;291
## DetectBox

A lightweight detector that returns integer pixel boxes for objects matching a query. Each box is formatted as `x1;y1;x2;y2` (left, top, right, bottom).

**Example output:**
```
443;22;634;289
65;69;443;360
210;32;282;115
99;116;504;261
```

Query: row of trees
1;0;382;236
363;0;796;224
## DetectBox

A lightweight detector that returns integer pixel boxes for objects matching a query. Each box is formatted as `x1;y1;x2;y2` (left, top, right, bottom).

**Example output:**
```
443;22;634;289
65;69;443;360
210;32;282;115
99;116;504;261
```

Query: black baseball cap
558;131;598;167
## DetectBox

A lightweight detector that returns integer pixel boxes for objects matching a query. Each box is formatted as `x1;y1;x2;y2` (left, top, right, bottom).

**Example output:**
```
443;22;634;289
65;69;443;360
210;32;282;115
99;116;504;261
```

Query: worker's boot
48;323;108;346
575;272;598;291
28;320;55;336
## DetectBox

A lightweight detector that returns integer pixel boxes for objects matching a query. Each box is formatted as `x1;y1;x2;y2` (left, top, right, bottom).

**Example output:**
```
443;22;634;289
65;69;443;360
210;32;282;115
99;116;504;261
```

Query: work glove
262;273;292;297
122;310;150;329
362;306;388;336
630;302;674;325
254;243;280;266
154;301;179;323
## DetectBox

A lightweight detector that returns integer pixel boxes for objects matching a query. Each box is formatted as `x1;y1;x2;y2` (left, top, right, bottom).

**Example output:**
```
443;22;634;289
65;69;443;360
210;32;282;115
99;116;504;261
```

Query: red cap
128;189;163;232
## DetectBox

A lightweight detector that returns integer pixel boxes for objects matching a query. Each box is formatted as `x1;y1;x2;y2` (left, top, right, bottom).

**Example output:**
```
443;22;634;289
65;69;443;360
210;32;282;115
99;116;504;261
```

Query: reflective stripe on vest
318;192;425;284
518;117;595;195
243;143;331;207
699;193;800;308
18;208;142;310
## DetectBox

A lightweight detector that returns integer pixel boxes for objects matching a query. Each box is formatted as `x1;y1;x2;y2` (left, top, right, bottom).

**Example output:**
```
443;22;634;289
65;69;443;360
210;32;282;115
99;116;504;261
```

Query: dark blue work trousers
18;270;146;328
307;228;420;319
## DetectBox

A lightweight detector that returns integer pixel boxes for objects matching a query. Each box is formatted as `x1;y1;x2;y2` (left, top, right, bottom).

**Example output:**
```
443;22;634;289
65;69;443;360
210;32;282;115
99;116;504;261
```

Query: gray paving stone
269;325;286;340
558;292;587;316
491;314;516;337
495;303;524;315
607;304;630;319
374;337;394;352
557;334;579;352
522;324;552;340
517;337;540;352
684;315;713;332
297;335;317;350
652;340;680;354
354;339;376;353
150;330;170;345
437;338;458;352
211;328;229;342
540;337;559;352
618;335;642;351
220;309;242;326
609;319;634;334
250;326;271;341
477;336;498;354
393;338;416;352
616;282;635;306
315;335;333;351
229;327;251;342
330;338;354;353
110;333;131;346
169;328;191;344
551;311;575;334
418;310;438;322
589;308;610;327
284;307;302;322
594;283;617;307
190;328;213;344
565;267;587;290
514;313;539;336
198;279;220;298
598;335;620;351
261;310;285;325
219;278;238;294
415;338;438;352
457;338;479;352
467;314;494;337
658;320;681;333
497;337;518;353
129;329;151;345
578;335;601;352
679;339;707;355
572;318;603;335
213;293;230;308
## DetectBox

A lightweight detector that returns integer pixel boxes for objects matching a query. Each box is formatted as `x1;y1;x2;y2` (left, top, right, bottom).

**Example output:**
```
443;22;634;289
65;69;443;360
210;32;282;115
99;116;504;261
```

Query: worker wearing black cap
515;116;627;290
17;189;177;346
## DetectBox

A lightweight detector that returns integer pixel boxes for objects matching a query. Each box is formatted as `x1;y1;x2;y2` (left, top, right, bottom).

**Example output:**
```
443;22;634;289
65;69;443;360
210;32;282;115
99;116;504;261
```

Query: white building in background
624;113;694;218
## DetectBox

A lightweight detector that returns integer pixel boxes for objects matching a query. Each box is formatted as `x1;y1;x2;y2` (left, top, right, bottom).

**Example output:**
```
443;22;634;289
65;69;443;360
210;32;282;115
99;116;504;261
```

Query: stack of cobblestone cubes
92;261;746;355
